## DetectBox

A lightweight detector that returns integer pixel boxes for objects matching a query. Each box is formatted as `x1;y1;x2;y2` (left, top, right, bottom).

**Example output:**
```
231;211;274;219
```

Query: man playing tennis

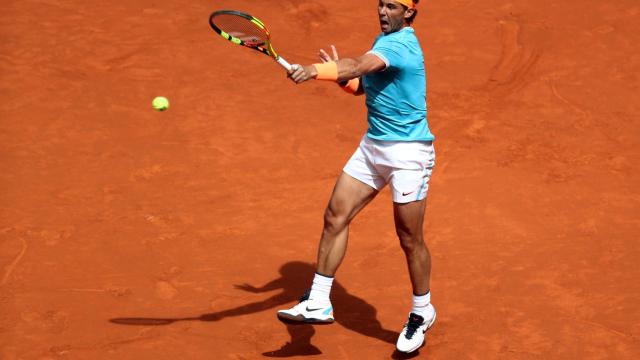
279;0;435;353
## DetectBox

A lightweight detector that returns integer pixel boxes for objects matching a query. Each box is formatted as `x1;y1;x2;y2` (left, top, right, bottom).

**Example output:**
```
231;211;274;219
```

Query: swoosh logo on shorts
402;191;415;196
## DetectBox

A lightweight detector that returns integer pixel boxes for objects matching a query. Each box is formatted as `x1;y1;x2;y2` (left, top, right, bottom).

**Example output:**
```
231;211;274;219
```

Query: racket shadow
109;261;397;354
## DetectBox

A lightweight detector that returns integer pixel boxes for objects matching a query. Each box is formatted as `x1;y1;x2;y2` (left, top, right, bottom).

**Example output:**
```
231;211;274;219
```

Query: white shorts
343;136;436;203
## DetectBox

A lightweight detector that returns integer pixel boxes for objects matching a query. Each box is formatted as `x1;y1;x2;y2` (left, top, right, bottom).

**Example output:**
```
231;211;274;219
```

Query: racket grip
276;56;293;72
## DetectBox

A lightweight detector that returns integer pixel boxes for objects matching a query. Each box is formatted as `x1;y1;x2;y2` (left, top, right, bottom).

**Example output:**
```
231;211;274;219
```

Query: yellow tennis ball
152;96;169;111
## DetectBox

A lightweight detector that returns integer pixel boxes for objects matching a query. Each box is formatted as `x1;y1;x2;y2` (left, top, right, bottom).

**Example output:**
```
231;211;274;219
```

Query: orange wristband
313;62;338;81
340;78;360;94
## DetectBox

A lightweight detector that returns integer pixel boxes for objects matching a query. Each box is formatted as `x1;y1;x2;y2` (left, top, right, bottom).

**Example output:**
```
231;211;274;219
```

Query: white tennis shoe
277;291;334;324
396;305;437;353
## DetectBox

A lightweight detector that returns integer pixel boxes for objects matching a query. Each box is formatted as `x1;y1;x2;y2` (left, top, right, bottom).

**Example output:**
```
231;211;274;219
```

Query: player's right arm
317;45;371;96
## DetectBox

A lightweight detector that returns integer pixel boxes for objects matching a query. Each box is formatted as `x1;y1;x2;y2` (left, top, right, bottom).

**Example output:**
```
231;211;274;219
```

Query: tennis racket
209;10;293;72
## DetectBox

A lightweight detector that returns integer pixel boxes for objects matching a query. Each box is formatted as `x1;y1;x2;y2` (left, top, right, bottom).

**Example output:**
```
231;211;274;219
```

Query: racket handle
276;56;293;72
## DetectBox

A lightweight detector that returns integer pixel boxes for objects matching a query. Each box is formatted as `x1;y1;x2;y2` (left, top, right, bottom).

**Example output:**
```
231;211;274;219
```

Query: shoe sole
277;312;335;325
396;312;437;354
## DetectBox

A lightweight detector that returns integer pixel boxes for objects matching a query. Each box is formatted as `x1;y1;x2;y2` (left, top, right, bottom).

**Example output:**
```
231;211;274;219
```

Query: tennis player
279;0;435;353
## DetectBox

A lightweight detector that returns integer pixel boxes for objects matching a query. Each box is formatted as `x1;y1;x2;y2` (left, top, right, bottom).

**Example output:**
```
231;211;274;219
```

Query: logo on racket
243;37;265;47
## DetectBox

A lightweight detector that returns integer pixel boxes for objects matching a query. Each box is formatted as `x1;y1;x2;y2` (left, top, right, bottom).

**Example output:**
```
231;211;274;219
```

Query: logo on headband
395;0;417;9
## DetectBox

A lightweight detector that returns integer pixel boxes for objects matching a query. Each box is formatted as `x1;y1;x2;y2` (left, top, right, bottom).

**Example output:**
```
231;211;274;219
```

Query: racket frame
209;10;292;71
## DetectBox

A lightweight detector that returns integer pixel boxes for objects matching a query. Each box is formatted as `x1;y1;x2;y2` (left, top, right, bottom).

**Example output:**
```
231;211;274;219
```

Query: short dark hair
406;0;419;24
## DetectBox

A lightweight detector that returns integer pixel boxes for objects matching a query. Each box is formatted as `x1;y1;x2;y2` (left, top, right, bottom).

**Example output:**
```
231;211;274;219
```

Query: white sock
308;273;334;306
411;291;431;318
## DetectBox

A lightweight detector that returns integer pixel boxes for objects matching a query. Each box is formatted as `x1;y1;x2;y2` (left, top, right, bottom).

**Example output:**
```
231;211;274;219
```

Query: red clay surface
1;0;639;359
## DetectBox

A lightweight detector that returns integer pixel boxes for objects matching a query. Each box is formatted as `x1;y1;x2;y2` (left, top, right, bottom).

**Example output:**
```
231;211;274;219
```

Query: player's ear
404;8;415;20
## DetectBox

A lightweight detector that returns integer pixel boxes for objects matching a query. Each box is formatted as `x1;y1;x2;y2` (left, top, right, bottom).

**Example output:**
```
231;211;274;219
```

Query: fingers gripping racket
209;10;293;71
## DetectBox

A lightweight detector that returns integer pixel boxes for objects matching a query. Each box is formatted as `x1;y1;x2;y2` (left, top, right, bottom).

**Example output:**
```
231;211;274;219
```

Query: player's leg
278;138;383;324
277;172;378;323
393;198;437;353
316;171;379;276
394;198;431;295
384;140;436;353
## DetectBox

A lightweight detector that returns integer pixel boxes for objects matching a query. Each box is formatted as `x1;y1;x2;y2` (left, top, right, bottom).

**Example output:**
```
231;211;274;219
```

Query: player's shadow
110;261;397;357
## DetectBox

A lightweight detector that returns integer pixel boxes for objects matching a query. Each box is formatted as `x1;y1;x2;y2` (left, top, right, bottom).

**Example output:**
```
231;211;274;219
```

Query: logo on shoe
305;306;325;312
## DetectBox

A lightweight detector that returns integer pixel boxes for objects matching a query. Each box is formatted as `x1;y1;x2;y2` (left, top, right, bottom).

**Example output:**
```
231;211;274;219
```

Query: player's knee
397;230;423;253
323;206;348;233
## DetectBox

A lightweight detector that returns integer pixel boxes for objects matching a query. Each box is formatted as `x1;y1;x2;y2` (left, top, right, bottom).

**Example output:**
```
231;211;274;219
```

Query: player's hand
319;45;339;62
288;64;318;84
320;45;348;86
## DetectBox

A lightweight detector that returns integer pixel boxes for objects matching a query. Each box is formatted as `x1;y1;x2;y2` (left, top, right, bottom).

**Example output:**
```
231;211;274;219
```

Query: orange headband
395;0;417;9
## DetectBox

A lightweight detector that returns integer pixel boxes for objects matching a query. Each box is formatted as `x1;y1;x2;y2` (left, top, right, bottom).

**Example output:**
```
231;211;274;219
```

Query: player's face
378;0;412;34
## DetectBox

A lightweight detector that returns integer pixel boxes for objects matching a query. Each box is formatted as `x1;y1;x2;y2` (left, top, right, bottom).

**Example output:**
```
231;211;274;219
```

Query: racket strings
212;14;268;46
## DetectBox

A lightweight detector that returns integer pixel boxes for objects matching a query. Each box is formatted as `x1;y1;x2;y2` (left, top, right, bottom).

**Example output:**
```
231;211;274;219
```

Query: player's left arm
289;53;386;85
334;53;387;81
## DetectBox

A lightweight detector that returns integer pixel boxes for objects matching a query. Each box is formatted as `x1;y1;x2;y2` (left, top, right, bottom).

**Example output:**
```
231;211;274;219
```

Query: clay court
1;0;639;358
